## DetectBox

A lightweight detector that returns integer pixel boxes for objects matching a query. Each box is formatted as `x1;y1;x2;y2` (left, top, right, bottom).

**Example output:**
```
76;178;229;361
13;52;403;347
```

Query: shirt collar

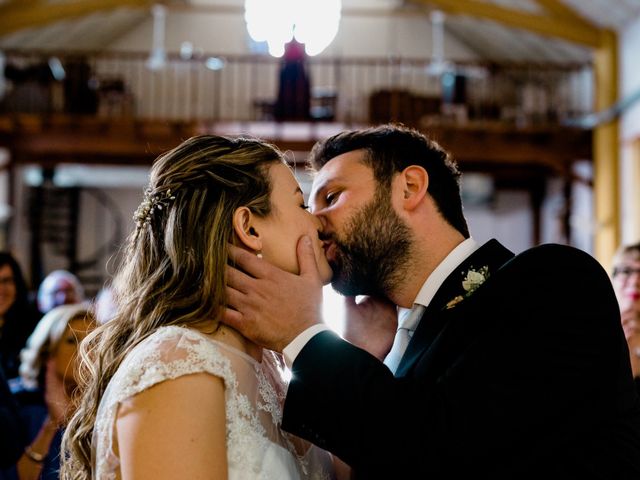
412;237;479;308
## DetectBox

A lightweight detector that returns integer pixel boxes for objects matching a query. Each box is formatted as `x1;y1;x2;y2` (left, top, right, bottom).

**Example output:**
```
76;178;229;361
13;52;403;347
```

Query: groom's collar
411;237;479;309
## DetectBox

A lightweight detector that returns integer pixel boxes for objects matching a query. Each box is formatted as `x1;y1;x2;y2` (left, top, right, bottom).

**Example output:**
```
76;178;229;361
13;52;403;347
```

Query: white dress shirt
283;237;480;368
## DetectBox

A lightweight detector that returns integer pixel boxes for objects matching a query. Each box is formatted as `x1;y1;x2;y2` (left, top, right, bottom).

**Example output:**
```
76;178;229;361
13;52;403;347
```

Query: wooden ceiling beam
0;0;154;37
534;0;596;29
410;0;601;47
0;0;42;19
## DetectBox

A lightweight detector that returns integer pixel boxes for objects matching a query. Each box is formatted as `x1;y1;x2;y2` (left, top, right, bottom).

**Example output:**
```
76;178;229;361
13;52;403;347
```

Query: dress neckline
162;325;264;367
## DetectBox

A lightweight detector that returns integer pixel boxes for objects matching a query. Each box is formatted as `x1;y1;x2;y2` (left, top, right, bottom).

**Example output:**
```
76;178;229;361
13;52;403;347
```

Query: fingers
226;262;256;294
228;244;269;279
297;235;319;280
221;302;244;332
621;309;640;325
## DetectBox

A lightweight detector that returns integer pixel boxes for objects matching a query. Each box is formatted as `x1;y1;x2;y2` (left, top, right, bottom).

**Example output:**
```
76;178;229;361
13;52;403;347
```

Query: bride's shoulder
106;326;238;402
125;325;229;366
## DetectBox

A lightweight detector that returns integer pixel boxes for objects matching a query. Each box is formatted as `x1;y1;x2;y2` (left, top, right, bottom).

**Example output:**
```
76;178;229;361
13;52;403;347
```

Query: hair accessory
133;188;176;228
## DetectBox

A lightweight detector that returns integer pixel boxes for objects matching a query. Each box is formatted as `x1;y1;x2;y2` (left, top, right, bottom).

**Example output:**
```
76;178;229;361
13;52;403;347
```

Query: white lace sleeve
92;326;336;480
92;326;242;478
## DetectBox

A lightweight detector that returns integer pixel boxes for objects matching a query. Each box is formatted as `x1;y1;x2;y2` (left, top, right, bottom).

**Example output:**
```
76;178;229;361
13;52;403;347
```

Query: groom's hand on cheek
224;236;324;352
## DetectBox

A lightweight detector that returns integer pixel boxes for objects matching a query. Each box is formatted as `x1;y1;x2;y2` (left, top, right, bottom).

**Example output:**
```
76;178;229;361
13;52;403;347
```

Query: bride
61;135;336;479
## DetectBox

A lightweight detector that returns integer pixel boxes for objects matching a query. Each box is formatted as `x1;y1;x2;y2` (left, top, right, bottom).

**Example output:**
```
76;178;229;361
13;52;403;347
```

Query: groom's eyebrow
311;178;331;198
309;184;325;205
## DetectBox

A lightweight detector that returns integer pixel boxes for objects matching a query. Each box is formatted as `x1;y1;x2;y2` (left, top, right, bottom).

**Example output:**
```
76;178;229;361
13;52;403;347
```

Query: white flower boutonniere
445;265;490;309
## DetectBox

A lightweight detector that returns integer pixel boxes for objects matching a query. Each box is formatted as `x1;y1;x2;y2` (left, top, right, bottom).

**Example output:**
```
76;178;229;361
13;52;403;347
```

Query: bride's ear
232;207;262;253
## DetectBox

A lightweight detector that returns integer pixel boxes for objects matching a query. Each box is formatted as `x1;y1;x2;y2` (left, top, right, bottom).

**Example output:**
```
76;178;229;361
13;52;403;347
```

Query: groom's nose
313;213;328;230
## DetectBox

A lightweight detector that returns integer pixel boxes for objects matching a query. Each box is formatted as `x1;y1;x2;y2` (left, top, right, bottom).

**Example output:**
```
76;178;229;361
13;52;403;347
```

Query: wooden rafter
0;0;42;18
0;0;154;37
534;0;595;29
409;0;601;47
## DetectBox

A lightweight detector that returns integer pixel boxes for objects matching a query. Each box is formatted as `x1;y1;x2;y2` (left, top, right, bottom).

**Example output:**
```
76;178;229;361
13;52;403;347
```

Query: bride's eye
300;203;310;211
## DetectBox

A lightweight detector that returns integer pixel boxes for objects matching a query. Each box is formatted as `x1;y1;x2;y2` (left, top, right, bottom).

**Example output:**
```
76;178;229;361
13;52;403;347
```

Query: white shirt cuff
283;324;331;369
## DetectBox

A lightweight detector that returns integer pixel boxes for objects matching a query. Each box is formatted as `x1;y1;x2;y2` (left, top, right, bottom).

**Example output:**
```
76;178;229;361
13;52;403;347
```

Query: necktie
384;304;426;373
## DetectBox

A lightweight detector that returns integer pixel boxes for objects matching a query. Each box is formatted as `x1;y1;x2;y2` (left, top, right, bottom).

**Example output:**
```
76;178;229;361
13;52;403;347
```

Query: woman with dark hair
0;252;40;379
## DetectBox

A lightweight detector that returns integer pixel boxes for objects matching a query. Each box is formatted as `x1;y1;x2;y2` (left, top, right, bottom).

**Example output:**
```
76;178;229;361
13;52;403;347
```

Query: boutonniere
445;265;490;309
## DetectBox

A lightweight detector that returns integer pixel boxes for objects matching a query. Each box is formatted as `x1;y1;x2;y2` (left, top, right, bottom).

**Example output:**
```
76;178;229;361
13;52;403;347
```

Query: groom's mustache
318;232;334;242
318;232;341;261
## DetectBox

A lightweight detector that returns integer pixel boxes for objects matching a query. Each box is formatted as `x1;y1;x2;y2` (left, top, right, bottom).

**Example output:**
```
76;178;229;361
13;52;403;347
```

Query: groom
225;124;640;478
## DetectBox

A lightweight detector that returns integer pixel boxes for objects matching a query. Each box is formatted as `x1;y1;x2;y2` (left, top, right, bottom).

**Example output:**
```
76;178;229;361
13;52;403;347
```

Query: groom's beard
328;190;413;298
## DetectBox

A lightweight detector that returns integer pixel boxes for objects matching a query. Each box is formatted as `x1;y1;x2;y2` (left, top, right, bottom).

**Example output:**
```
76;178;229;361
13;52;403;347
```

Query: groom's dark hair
308;123;469;238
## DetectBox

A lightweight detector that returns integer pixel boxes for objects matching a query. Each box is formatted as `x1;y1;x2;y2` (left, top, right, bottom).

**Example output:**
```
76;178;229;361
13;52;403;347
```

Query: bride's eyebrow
293;187;303;196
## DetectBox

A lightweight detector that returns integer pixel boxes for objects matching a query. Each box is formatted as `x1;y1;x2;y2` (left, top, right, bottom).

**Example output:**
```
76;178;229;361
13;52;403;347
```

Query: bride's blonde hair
61;135;284;479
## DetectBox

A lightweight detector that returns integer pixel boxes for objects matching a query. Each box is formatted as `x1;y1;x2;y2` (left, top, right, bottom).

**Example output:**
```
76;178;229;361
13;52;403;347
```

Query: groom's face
310;150;413;297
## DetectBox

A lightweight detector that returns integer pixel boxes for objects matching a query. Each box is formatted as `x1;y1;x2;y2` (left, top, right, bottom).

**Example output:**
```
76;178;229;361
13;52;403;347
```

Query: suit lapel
395;239;514;377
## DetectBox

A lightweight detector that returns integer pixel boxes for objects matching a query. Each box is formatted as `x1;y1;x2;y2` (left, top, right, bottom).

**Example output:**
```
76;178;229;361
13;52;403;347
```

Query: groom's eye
325;191;340;205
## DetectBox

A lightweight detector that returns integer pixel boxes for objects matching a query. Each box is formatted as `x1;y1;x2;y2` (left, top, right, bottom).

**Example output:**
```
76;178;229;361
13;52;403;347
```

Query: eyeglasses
613;266;640;277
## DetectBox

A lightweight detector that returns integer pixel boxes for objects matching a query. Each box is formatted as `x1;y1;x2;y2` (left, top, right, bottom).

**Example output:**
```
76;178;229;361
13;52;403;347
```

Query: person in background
274;39;311;121
93;283;117;326
0;364;27;474
36;270;84;316
612;241;640;391
10;304;93;480
0;252;41;379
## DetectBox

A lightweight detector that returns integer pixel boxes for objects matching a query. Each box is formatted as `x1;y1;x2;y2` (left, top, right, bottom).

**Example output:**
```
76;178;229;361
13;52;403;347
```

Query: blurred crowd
0;252;115;480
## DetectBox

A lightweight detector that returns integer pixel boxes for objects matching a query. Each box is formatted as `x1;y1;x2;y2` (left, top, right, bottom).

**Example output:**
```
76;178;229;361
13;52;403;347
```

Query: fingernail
303;235;311;246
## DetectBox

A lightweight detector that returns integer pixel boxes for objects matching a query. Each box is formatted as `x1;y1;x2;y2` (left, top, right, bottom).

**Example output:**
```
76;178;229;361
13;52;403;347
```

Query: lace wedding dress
92;325;334;479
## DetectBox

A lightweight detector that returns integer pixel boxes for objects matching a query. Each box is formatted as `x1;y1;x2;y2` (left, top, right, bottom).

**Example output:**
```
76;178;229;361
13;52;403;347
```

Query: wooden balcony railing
0;49;593;129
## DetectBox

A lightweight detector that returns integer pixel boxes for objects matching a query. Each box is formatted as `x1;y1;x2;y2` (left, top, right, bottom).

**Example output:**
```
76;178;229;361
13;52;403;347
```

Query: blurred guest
274;39;311;121
11;304;93;480
0;364;27;471
0;253;40;378
36;271;84;315
612;242;640;390
93;283;116;326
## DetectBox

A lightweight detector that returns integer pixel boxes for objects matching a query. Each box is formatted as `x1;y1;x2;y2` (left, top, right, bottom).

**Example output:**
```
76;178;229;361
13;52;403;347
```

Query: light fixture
147;4;167;71
205;57;226;71
244;0;342;57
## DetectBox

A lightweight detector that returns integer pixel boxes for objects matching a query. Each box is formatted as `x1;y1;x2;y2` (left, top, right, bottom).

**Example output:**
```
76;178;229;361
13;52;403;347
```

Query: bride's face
254;163;333;284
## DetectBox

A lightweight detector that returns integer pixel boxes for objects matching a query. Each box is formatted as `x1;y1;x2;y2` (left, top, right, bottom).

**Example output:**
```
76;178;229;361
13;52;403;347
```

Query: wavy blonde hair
19;303;93;389
61;135;284;479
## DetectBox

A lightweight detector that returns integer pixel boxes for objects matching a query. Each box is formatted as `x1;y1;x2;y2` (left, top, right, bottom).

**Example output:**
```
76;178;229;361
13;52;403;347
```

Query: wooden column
593;29;620;268
631;138;640;243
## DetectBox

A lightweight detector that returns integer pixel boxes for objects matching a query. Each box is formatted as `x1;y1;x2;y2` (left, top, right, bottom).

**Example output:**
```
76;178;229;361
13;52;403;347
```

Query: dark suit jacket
283;240;640;479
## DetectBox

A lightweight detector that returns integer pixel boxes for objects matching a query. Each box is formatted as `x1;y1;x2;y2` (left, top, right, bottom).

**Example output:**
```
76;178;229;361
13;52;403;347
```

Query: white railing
1;49;593;127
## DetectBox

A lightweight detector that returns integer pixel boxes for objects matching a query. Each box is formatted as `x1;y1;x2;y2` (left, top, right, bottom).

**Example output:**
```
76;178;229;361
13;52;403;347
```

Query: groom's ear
400;165;429;211
232;207;262;252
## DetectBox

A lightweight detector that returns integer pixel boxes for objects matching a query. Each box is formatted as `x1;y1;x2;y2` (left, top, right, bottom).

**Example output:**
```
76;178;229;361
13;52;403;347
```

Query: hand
343;296;397;361
621;306;640;342
628;335;640;378
224;236;324;352
621;304;640;377
44;358;70;426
